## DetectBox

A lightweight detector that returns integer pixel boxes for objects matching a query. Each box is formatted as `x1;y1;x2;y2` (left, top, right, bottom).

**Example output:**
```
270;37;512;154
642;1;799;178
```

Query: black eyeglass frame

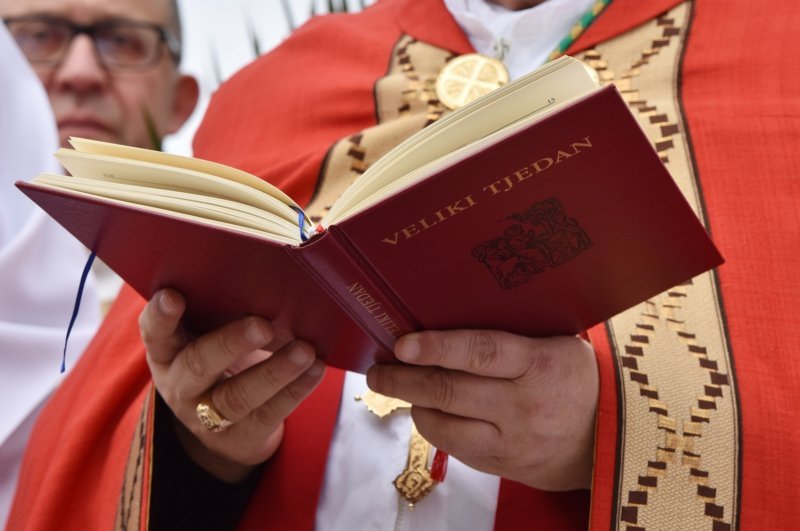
2;14;182;70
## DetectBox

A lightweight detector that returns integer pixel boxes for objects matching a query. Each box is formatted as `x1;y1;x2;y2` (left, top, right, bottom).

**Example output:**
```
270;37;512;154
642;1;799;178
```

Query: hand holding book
17;56;722;373
140;288;326;483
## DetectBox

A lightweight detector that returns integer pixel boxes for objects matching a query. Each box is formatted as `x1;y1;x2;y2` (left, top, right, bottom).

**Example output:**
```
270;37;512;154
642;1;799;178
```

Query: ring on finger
196;391;234;433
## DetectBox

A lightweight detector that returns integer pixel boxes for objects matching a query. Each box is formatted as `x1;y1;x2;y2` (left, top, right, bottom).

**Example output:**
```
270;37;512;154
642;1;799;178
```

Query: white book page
34;174;300;240
28;179;298;244
68;137;300;211
55;150;301;225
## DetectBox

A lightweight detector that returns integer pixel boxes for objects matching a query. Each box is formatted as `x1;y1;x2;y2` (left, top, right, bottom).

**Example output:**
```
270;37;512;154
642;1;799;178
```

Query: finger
246;358;326;430
395;330;547;379
411;406;502;460
140;289;189;365
170;315;274;399
224;349;273;378
196;360;326;468
367;364;512;421
209;340;318;423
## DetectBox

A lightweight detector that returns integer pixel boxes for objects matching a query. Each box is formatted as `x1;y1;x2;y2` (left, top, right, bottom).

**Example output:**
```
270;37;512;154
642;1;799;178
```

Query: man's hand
139;289;326;483
367;330;598;491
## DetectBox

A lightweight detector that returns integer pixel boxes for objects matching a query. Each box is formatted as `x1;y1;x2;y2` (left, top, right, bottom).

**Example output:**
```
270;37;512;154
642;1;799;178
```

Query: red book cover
17;85;723;374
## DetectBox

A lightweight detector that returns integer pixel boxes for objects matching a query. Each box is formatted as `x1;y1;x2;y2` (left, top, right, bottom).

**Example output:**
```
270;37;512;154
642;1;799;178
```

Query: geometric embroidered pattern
581;14;684;166
579;3;741;529
616;282;733;531
393;36;449;127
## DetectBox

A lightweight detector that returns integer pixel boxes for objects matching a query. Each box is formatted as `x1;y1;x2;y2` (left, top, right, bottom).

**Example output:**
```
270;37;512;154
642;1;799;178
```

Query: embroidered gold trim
579;3;740;530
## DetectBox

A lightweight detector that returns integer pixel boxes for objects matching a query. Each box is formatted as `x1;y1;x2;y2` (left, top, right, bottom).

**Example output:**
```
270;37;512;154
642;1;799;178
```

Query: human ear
166;74;199;134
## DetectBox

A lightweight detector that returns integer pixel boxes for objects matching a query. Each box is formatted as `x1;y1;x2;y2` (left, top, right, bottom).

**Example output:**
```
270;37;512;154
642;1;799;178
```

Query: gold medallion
435;53;509;110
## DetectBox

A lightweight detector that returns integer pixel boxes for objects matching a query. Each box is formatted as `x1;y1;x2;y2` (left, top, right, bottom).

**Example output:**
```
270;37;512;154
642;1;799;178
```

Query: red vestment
8;1;800;530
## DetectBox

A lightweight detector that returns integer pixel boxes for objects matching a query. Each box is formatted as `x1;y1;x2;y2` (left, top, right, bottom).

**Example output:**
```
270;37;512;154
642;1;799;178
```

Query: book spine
291;228;420;355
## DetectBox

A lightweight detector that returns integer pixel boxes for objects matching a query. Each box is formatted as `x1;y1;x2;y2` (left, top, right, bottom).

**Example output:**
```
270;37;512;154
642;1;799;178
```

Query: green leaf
141;105;162;151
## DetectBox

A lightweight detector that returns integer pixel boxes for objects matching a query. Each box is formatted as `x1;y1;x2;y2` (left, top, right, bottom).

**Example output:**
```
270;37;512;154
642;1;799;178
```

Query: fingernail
396;335;419;362
288;344;313;366
158;291;175;315
365;366;377;389
245;319;267;346
306;361;325;378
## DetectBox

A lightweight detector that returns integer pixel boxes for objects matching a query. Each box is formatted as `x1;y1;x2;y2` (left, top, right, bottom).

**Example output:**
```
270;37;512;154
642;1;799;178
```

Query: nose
48;33;109;95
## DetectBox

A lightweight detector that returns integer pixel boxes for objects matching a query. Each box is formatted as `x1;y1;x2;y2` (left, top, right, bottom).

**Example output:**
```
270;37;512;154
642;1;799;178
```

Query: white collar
443;0;597;79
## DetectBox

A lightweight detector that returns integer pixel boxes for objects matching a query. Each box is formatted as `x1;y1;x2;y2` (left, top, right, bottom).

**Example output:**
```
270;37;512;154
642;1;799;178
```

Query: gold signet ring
435;53;509;110
196;393;234;432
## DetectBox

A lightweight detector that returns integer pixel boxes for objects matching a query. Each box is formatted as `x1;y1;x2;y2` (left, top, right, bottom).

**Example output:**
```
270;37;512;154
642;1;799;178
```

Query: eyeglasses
3;15;181;70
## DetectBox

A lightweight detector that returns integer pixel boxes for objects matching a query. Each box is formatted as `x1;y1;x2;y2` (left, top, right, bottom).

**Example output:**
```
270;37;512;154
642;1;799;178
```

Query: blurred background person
1;0;199;307
0;0;197;526
0;22;101;528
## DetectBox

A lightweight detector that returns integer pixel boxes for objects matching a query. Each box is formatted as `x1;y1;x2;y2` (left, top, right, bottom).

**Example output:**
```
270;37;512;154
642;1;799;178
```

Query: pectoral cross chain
355;390;437;508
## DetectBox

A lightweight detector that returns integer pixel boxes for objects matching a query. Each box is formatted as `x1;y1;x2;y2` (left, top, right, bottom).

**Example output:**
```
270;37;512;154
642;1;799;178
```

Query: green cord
547;0;613;62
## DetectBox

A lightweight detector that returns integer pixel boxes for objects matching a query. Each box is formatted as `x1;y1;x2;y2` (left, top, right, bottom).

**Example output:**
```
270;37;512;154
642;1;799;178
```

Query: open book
17;56;723;373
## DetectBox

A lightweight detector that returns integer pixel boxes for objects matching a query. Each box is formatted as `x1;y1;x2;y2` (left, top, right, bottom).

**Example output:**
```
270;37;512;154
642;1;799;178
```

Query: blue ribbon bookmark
61;251;96;373
293;207;309;242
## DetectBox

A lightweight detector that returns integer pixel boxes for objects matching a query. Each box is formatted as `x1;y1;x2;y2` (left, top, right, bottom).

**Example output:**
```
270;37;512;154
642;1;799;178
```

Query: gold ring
196;393;233;432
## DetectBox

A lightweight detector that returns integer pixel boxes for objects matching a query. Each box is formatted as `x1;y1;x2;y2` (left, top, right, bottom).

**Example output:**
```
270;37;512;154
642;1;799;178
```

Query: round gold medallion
435;53;509;110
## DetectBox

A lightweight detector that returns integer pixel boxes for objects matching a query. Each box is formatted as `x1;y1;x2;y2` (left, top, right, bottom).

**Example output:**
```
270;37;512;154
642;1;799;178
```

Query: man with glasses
0;0;197;527
1;0;197;149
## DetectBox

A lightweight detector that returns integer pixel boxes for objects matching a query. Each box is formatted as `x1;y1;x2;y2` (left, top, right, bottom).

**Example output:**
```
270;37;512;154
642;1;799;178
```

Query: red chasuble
8;1;800;530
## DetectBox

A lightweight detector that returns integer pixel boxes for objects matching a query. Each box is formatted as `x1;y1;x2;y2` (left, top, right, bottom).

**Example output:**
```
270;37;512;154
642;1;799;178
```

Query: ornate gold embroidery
356;390;438;507
355;389;411;418
393;423;436;508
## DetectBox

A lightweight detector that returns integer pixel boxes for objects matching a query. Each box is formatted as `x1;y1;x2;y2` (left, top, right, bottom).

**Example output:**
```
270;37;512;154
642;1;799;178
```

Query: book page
33;173;301;240
322;57;599;226
28;179;299;244
55;150;305;229
68;138;300;210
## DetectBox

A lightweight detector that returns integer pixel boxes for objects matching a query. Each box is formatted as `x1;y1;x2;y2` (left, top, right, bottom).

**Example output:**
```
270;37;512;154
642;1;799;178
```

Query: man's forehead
0;0;172;25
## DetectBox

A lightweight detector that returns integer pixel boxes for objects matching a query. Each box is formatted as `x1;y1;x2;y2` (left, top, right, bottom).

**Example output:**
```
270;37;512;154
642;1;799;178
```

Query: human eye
9;19;65;57
95;25;154;65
